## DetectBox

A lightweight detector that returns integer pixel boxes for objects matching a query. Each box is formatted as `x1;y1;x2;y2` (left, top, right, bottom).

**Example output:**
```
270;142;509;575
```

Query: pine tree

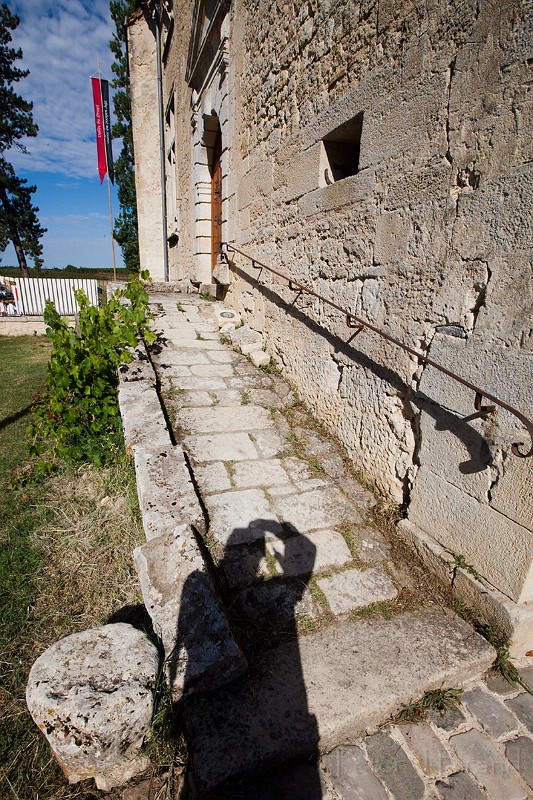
109;0;139;273
0;157;46;275
0;4;45;277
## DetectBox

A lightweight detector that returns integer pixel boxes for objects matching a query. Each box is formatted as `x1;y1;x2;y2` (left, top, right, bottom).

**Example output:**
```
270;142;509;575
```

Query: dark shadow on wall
172;519;323;799
228;261;494;479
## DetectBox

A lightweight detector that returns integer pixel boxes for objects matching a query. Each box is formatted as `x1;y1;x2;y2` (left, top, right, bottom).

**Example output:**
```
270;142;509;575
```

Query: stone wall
128;9;165;280
0;316;75;336
128;0;533;605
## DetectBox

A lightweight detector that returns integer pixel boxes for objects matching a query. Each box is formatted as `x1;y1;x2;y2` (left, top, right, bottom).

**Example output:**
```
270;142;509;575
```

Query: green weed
388;688;463;725
452;601;533;694
259;357;281;375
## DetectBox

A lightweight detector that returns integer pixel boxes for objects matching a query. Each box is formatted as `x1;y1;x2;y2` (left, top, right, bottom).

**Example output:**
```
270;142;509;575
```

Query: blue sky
2;0;125;270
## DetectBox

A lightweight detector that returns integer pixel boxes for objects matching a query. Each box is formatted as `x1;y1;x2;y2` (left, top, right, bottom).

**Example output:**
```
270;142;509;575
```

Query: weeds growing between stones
387;688;464;725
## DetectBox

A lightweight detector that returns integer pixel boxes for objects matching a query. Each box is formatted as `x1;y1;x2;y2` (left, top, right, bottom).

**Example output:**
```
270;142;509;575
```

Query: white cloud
7;0;123;179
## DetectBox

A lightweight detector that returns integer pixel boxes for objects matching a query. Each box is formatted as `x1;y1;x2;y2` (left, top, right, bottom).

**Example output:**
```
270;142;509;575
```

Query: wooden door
211;127;222;271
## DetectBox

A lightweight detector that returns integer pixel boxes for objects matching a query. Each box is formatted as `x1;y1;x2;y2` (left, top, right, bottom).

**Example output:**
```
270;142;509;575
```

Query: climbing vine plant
30;273;156;470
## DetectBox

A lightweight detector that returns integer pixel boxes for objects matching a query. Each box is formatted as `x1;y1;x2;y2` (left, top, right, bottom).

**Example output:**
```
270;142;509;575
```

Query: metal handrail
222;242;533;458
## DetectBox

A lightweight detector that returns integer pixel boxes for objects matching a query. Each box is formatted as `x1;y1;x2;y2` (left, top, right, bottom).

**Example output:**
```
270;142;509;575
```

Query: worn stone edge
398;520;533;660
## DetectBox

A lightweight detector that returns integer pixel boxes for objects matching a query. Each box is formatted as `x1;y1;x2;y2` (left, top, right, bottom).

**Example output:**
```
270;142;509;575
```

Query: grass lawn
0;336;51;482
0;336;146;799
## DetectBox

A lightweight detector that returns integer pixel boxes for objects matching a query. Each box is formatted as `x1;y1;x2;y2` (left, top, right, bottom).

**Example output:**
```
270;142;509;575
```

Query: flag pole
107;173;117;281
96;60;116;281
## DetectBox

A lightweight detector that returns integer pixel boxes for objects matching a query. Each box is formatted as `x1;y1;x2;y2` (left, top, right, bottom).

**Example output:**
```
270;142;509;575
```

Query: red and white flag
91;77;114;184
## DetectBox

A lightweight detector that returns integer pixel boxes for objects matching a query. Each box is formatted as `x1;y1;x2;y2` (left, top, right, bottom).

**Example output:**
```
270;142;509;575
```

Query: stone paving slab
243;427;286;458
506;737;533;791
169;375;228;391
266;529;353;576
219;543;270;588
156;350;211;366
318;566;398;614
208;389;245;405
450;729;527;800
365;730;426;800
194;462;232;493
184;608;494;789
155;338;227;351
402;723;454;777
324;746;388;800
435;771;488;799
208;488;283;545
357;527;390;562
189;363;234;378
462;687;519;739
183;431;259;462
178;405;272;433
506;693;533;733
232;458;290;488
274;487;361;532
176;390;216;407
232;582;319;631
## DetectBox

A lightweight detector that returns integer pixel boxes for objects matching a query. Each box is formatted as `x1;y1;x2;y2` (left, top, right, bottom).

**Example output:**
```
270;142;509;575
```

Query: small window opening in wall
322;111;364;184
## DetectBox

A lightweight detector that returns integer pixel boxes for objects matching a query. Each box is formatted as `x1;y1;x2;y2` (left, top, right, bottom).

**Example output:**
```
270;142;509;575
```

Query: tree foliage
109;0;140;273
0;4;37;153
0;157;46;274
0;4;45;277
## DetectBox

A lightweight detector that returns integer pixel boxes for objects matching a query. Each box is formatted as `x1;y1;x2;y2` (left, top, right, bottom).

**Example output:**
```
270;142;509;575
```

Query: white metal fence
0;276;99;316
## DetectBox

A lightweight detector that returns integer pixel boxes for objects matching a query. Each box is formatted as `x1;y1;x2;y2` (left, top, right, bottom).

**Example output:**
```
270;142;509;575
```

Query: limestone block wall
162;3;195;283
128;0;532;605
127;10;165;280
224;0;533;603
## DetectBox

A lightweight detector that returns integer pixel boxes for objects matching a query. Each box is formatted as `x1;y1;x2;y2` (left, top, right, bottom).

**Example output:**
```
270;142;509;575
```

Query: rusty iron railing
222;242;533;458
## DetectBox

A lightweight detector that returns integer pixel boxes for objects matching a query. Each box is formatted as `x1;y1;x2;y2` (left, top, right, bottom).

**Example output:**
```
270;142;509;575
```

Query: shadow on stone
174;519;322;797
107;604;157;644
229;261;493;478
414;393;492;474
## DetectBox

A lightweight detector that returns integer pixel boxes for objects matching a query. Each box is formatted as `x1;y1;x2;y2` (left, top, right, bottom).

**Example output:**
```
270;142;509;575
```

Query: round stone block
26;623;160;791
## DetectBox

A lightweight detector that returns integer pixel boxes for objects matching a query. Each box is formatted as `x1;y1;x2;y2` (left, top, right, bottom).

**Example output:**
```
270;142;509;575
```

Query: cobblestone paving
145;293;533;799
319;667;533;800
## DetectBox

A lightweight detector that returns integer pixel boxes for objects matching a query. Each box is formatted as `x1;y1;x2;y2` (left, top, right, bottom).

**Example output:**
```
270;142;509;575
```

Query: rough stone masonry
127;1;533;648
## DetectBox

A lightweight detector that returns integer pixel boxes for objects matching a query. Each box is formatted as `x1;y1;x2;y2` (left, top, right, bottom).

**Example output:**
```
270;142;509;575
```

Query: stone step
183;607;494;791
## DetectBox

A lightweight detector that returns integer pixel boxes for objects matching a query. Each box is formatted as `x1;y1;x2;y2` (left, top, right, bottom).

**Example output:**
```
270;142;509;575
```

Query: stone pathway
121;292;533;799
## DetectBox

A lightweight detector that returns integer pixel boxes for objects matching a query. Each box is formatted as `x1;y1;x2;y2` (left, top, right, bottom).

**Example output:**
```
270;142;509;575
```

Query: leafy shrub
30;273;156;469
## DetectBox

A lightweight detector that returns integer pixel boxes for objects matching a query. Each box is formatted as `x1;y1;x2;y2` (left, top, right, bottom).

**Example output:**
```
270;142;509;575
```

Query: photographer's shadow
178;519;323;798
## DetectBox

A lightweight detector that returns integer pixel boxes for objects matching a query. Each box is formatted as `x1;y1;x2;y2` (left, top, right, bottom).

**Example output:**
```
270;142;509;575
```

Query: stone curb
117;340;246;698
398;520;533;660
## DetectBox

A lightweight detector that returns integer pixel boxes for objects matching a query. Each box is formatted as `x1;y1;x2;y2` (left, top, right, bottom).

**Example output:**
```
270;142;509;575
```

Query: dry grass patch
1;458;146;800
30;463;144;638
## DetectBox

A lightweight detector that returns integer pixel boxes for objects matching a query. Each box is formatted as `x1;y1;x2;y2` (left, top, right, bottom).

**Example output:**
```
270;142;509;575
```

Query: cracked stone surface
26;624;158;791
